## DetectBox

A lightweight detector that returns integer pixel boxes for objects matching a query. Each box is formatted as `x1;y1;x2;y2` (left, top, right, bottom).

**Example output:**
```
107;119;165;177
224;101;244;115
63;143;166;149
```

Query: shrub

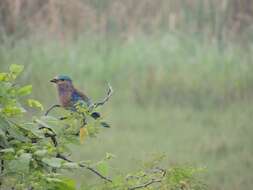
0;64;206;190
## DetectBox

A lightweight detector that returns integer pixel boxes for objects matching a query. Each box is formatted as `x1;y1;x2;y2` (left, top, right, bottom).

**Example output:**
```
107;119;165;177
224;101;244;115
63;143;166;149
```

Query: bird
50;75;109;127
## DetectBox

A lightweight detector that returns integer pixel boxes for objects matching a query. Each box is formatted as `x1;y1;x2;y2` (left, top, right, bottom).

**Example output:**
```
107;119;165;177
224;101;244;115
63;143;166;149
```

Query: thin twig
79;163;112;183
92;83;113;109
128;178;162;190
36;120;58;146
45;104;61;116
128;168;166;190
56;154;112;183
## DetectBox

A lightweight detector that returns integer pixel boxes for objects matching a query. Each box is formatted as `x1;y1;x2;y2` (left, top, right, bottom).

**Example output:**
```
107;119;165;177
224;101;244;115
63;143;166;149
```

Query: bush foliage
0;64;206;190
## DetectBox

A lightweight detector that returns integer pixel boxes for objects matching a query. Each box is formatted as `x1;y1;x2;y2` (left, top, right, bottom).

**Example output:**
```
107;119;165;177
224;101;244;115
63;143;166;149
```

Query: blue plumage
57;75;72;81
71;91;85;103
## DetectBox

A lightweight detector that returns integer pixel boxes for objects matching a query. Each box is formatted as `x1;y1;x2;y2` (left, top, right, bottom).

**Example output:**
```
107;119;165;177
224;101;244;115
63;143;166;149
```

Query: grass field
0;34;253;190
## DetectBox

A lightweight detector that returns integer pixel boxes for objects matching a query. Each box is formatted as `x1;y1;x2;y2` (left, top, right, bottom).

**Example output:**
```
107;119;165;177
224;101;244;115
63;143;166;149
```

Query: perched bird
50;75;109;127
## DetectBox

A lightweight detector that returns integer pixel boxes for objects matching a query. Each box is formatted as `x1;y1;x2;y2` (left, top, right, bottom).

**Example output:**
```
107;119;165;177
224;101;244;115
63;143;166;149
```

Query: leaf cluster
0;65;86;190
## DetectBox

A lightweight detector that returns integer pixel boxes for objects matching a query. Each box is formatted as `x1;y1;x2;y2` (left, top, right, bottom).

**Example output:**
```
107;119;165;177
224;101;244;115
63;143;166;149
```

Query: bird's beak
50;78;58;83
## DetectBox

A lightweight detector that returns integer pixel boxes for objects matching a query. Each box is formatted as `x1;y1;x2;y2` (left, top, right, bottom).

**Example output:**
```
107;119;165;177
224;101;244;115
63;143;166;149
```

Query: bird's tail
90;112;100;119
90;112;110;128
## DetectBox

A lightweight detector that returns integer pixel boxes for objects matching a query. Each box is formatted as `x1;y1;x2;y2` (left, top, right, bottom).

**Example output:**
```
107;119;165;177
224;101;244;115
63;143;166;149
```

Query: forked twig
92;83;113;109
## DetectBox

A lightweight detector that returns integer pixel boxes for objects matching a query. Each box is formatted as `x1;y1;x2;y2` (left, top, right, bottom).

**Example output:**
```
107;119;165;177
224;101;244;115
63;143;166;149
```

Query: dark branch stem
0;160;4;174
37;122;58;146
128;178;162;190
128;168;166;190
56;154;112;183
44;104;61;116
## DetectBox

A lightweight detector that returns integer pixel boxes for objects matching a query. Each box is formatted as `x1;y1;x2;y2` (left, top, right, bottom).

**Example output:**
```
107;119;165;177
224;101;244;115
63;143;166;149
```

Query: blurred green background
0;0;253;189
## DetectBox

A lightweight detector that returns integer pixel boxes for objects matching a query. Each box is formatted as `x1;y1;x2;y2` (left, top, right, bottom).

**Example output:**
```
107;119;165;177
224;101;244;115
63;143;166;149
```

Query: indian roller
50;75;109;127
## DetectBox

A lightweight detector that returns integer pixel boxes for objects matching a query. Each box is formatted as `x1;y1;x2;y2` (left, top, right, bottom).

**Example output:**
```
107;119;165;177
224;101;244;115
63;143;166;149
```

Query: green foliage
27;99;44;110
0;64;206;190
17;85;32;97
0;64;84;190
167;166;207;190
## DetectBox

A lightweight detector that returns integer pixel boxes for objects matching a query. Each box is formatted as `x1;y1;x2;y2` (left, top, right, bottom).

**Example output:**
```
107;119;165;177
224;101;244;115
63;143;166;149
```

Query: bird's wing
74;88;92;106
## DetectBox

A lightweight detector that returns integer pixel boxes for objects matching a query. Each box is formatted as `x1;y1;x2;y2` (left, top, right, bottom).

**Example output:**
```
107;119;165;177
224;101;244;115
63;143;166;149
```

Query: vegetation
0;64;206;189
0;35;252;189
0;0;253;189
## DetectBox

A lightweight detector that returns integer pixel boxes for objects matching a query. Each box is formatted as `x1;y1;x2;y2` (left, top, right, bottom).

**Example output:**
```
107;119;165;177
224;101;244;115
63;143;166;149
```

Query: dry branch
128;168;166;190
44;104;61;116
128;178;162;190
92;83;113;109
56;154;112;183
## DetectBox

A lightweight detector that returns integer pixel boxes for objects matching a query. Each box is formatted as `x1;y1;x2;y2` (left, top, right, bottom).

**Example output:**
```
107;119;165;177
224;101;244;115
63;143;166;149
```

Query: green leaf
46;178;63;183
27;99;44;111
0;128;5;137
167;166;200;186
9;64;24;74
86;123;99;137
0;116;9;132
17;85;32;96
0;148;15;153
42;157;63;168
34;150;48;157
0;72;8;81
60;178;76;190
0;117;29;144
7;124;29;142
62;162;79;169
112;175;124;188
47;178;76;190
8;153;32;173
21;122;44;138
2;105;23;116
96;161;109;176
36;116;64;135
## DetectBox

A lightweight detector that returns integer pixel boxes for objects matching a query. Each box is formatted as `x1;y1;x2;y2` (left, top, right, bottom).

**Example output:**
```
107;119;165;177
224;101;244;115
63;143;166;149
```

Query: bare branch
56;154;112;183
128;178;162;190
127;168;166;190
79;163;113;183
92;83;113;109
44;104;61;116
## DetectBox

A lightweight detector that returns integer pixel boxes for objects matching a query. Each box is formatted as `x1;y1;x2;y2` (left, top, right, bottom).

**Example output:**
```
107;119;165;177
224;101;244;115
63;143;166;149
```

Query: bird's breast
58;91;72;107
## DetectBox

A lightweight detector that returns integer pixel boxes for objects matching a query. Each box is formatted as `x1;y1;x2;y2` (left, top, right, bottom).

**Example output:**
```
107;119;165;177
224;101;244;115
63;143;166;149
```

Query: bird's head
50;75;72;85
